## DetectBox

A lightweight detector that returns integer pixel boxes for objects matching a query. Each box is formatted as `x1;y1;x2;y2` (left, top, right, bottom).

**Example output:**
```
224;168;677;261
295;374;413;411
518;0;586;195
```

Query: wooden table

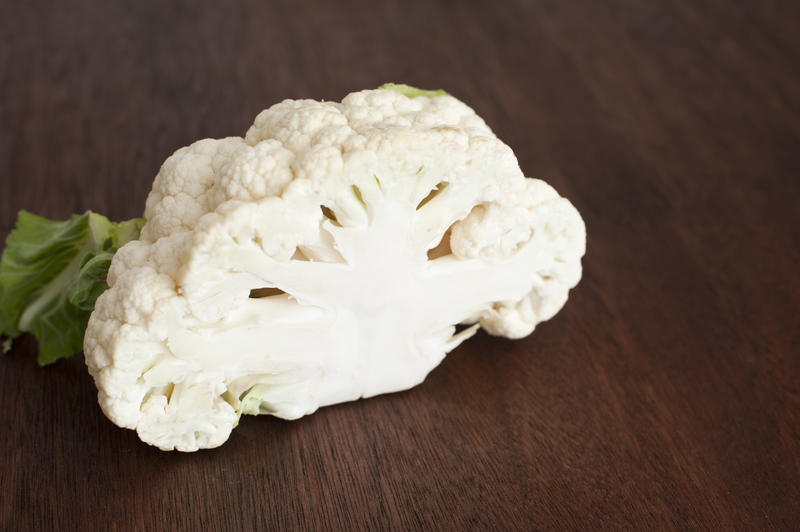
2;1;798;528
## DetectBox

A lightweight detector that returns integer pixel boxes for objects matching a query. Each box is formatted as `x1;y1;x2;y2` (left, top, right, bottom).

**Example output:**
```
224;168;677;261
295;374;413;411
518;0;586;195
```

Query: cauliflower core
84;88;586;451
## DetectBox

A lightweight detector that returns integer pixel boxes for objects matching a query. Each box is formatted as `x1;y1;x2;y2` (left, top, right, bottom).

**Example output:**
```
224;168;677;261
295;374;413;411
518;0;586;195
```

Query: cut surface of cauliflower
84;87;586;451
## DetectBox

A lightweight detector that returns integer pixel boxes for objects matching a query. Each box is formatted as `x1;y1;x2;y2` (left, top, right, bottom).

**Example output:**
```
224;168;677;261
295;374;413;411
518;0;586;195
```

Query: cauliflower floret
141;137;249;241
84;87;586;451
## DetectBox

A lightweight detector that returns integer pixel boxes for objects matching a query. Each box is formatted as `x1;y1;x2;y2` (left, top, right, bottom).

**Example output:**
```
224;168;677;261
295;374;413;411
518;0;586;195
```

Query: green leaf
0;210;143;364
378;83;448;98
67;251;115;311
108;217;145;249
233;384;272;428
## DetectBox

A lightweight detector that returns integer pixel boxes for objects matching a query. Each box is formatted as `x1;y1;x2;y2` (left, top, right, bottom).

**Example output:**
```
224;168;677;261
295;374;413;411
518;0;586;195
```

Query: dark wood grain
2;0;799;529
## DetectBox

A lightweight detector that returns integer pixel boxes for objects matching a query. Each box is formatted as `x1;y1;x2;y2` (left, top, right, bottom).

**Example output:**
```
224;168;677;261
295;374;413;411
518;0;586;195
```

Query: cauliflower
3;84;586;451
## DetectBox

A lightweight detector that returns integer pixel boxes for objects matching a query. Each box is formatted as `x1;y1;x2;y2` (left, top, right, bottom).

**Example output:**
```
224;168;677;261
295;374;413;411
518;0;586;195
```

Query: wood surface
2;0;799;529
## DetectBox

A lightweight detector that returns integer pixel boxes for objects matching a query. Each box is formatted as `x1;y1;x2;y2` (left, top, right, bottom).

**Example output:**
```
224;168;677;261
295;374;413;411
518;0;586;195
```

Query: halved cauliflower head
84;87;586;451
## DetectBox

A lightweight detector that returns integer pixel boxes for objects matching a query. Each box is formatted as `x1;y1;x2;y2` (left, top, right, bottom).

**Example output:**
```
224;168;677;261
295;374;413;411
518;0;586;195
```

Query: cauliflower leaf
0;211;143;364
378;83;447;98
